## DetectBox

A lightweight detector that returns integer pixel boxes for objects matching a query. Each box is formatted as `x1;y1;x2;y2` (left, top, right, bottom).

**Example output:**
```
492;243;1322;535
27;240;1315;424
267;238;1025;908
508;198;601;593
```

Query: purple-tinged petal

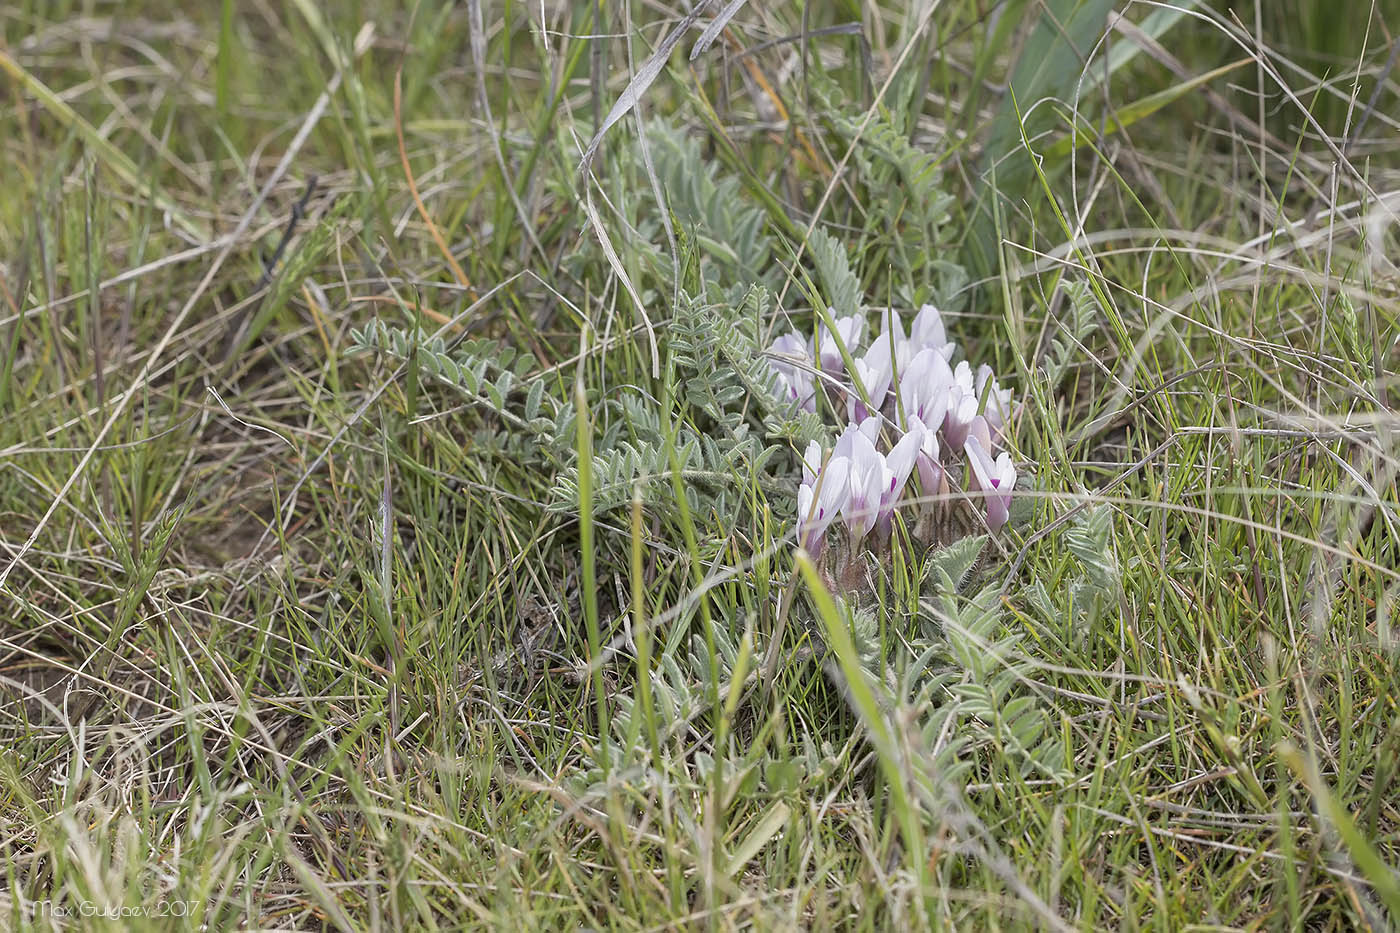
832;422;859;463
847;342;893;423
903;415;943;501
897;347;954;429
875;427;923;535
767;332;818;413
841;429;884;540
797;454;851;554
818;456;852;518
856;414;883;445
916;454;943;502
910;303;947;350
766;332;807;389
817;313;866;374
768;332;807;374
877;307;907;342
884;429;921;502
966;415;992;455
801;440;822;487
797;482;815;534
942;361;980;451
965;436;1015;533
974;366;1014;449
943;392;978;451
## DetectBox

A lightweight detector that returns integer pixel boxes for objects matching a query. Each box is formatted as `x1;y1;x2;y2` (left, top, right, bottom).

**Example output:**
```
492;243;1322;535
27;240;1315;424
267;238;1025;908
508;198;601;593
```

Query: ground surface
1;1;1399;929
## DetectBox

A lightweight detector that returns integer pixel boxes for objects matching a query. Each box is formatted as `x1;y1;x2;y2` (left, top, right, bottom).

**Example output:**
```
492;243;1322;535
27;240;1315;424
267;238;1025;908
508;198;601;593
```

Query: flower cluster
769;305;1017;556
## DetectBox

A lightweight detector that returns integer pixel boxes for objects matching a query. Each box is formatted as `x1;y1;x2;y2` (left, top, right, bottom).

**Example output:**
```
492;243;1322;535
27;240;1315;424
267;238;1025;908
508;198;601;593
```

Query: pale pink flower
847;337;894;422
834;420;885;540
785;305;1020;551
876;425;923;537
965;414;993;455
975;363;1013;448
767;332;816;413
943;360;980;451
909;304;957;360
901;414;944;502
965;435;1016;533
797;441;851;556
898;347;954;432
800;439;822;487
816;313;866;374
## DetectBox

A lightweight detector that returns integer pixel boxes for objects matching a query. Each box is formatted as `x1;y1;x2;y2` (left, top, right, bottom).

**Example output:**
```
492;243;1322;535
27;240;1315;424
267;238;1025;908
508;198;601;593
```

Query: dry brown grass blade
394;67;474;295
719;30;827;177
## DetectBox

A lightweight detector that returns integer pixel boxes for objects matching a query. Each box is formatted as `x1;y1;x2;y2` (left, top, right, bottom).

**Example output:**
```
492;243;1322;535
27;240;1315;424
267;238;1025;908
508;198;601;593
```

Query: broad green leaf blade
1087;0;1202;93
724;801;790;877
1043;58;1250;160
965;0;1115;275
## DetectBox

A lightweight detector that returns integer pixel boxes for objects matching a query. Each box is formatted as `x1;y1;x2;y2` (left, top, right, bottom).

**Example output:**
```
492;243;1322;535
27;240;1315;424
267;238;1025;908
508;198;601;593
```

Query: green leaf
1085;0;1203;94
724;802;790;878
927;534;988;597
807;227;861;318
1042;58;1250;160
966;0;1116;274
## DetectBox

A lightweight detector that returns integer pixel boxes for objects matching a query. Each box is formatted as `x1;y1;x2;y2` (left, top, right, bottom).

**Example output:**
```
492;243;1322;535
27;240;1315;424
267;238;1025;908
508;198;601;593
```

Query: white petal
817;457;851;516
967;415;992;454
833;423;860;462
953;360;974;392
911;304;947;349
994;452;1017;492
802;441;823;486
886;427;922;488
965;435;996;492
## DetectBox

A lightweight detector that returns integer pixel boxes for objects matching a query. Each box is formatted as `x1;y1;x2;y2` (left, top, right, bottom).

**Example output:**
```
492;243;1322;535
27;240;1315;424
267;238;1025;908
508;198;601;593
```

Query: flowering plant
768;304;1018;560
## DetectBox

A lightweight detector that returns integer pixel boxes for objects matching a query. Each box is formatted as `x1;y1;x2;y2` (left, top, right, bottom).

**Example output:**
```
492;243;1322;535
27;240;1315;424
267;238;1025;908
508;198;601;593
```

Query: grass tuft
1;1;1397;928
